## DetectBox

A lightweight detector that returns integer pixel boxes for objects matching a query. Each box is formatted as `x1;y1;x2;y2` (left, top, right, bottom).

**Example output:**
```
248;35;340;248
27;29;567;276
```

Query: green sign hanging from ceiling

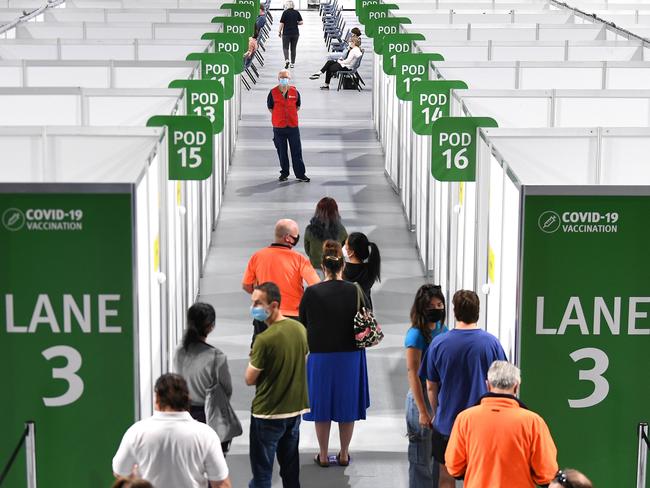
212;15;252;37
381;33;425;75
187;52;235;100
0;188;135;488
396;53;444;100
411;80;467;135
367;16;411;44
430;116;497;181
519;192;650;488
358;3;398;26
169;80;225;135
202;32;247;74
147;115;214;181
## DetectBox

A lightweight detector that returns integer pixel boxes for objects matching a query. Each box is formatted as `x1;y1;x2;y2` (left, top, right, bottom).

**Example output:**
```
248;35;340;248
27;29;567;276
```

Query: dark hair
255;282;282;307
307;197;342;240
321;240;344;277
452;290;480;324
347;232;381;283
410;284;446;343
182;303;215;350
351;27;362;36
111;478;154;488
154;373;190;412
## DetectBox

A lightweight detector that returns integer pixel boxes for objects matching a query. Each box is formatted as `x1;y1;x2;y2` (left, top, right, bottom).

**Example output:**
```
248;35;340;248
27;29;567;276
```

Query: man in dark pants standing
267;69;310;183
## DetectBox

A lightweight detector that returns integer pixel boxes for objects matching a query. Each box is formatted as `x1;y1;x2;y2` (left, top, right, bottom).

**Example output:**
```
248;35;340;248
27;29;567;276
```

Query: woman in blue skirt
299;240;370;468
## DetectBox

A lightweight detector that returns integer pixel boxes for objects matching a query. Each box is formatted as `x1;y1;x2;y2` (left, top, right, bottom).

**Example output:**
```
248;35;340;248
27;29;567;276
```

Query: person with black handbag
173;303;242;455
299;240;371;468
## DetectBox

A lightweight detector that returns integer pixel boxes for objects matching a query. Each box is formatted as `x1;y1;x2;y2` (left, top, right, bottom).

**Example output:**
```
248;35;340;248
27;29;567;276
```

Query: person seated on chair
243;31;259;70
327;28;361;61
310;36;362;90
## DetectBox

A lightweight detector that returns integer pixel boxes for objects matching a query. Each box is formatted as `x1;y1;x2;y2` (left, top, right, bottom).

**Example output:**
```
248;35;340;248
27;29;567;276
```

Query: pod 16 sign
395;53;444;100
147;115;214;181
430;116;498;182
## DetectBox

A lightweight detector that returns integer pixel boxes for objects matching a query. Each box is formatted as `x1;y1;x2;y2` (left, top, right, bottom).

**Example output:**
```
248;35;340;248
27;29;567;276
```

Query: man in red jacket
267;69;310;183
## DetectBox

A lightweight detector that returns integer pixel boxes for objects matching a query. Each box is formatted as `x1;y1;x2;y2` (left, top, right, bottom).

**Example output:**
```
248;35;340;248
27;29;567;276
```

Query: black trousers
320;60;350;84
272;127;306;178
282;34;299;63
189;405;232;455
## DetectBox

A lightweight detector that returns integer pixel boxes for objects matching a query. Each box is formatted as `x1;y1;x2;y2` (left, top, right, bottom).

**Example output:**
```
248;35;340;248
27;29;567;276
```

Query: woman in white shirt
310;36;362;90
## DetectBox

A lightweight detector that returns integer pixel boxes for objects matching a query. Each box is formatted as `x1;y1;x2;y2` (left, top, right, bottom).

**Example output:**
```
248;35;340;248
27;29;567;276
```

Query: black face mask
424;308;445;324
290;234;300;246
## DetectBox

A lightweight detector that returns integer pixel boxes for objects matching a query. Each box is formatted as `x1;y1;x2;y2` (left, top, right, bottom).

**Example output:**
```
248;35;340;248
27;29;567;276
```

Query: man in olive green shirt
245;282;309;488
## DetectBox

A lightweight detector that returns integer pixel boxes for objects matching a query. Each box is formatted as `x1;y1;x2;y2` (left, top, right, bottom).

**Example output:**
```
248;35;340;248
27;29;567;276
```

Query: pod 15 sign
147;115;214;181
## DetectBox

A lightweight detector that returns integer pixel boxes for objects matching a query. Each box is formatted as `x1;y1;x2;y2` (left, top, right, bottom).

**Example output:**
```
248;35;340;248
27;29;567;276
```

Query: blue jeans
405;390;439;488
272;127;306;178
249;415;301;488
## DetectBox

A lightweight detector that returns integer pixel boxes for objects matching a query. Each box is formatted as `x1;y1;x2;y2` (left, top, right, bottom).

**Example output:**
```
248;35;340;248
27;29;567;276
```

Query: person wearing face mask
298;241;370;468
242;218;320;346
309;36;362;90
342;232;381;310
245;282;309;488
404;285;448;487
267;69;310;182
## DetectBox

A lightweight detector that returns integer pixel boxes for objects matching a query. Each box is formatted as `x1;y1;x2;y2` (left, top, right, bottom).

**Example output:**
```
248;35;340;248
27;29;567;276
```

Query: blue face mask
250;306;270;322
279;78;290;87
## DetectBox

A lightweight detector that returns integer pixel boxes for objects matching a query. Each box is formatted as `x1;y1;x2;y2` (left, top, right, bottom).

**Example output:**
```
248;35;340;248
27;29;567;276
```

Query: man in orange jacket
267;69;310;183
445;361;558;488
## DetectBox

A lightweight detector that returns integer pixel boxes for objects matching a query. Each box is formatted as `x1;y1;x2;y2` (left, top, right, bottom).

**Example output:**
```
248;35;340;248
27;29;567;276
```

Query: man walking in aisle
245;282;309;488
267;69;310;182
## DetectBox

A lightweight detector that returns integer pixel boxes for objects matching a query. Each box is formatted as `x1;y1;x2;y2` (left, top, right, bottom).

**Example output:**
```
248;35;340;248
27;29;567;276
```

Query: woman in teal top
404;284;448;488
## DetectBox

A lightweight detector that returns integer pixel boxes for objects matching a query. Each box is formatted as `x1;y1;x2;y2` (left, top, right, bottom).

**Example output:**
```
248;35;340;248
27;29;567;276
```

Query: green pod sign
430;116;497;181
411;80;467;135
381;33;425;74
187;52;235;100
359;3;398;26
356;0;380;16
220;3;256;25
147;115;214;181
169;80;225;135
211;15;252;37
201;32;247;74
368;17;412;52
396;53;444;100
0;188;135;487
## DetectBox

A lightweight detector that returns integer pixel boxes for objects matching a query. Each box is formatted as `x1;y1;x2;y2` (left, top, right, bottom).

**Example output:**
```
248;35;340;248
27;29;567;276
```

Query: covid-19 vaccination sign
0;189;135;487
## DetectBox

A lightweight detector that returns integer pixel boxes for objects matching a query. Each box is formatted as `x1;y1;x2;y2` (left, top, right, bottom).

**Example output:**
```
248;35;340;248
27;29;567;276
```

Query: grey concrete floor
199;10;427;487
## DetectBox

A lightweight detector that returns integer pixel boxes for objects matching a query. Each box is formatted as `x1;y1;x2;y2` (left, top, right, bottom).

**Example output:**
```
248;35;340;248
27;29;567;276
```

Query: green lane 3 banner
381;33;425;74
396;53;445;101
147;115;214;180
411;80;468;135
430;116;497;181
0;190;134;488
520;194;650;488
187;52;235;100
169;80;225;135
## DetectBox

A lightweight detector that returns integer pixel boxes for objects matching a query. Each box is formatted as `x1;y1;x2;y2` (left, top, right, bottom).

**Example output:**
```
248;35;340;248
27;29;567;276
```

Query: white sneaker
309;72;321;80
290;63;295;68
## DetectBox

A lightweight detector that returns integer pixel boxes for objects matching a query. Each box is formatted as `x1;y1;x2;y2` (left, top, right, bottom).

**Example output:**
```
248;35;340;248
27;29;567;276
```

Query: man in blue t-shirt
419;289;507;488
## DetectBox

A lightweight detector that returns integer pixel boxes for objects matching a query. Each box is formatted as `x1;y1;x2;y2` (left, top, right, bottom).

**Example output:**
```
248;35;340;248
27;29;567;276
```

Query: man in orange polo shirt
446;361;558;488
243;218;320;344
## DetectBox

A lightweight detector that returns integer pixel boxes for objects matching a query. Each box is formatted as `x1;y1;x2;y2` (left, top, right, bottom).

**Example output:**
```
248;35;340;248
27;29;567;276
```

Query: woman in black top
343;232;381;309
299;240;370;468
304;197;348;274
279;0;303;69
